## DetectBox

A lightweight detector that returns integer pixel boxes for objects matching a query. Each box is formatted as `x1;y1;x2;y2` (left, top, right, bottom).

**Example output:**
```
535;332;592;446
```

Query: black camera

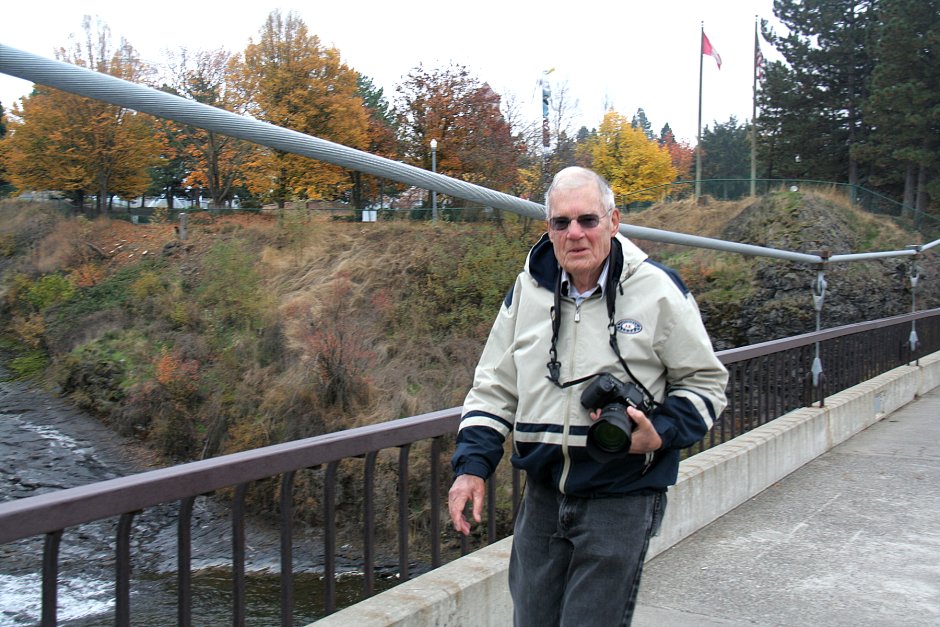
580;373;651;462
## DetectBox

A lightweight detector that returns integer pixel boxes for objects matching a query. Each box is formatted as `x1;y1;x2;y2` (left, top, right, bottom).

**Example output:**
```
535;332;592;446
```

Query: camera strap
546;249;659;410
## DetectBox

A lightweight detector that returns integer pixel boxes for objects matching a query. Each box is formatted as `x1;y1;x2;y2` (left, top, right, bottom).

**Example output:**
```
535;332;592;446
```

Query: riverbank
0;362;391;624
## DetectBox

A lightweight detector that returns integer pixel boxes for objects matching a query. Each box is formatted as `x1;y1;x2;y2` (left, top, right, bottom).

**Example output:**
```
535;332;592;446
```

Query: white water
0;572;114;624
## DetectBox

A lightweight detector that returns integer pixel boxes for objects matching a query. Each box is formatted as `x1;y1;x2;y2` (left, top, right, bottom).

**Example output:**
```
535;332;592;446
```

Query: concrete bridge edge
312;350;940;626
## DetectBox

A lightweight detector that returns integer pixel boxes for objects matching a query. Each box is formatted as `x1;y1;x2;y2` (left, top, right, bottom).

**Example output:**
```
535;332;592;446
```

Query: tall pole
750;16;759;197
541;69;553;203
696;22;704;201
430;138;438;223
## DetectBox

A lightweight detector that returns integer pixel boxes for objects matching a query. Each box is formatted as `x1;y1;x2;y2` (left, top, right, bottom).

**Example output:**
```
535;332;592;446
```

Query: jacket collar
525;232;647;292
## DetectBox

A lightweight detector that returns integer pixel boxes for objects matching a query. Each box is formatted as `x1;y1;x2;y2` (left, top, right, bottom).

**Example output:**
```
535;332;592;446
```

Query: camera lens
586;403;633;459
591;420;630;452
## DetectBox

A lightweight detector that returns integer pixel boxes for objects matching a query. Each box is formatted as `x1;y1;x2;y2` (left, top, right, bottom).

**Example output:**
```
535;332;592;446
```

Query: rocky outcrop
696;192;938;349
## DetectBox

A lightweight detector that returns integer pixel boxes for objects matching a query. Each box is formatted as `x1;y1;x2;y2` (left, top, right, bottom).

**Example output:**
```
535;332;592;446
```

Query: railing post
810;252;830;407
177;496;195;627
397;445;411;582
429;439;442;569
116;511;139;627
280;471;296;626
233;484;249;626
323;462;338;615
41;530;62;627
363;451;378;595
908;246;922;363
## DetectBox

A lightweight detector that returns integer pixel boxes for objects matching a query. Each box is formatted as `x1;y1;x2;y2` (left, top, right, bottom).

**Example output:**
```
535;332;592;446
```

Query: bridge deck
635;386;940;626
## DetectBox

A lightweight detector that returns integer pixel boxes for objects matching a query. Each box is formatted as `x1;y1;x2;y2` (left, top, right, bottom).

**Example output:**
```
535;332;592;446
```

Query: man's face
547;184;620;291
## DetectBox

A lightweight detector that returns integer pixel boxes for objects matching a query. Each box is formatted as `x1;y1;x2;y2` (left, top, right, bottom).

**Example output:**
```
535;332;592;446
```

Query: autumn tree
146;115;190;210
1;17;160;215
239;10;370;207
163;48;254;209
395;63;523;205
659;125;694;188
585;110;677;203
0;102;9;196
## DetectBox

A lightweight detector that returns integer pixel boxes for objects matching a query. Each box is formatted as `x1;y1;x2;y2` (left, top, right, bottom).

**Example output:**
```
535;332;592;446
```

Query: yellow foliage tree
1;17;160;215
587;110;677;203
238;10;370;207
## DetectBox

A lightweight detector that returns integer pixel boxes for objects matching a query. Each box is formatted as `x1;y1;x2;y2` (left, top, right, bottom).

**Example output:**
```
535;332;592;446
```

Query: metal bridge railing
1;310;937;625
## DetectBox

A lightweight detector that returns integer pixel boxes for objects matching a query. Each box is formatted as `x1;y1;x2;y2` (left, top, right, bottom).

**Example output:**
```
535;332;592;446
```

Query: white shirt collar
561;260;609;301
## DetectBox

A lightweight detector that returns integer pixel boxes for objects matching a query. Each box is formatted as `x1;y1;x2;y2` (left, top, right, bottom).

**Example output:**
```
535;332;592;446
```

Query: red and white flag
702;32;722;69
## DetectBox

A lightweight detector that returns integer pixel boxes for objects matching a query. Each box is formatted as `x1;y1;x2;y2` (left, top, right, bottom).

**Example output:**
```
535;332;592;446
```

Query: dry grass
625;196;752;239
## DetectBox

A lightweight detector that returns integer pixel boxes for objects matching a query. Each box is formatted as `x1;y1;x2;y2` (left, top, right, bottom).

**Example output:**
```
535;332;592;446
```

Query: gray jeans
508;479;666;627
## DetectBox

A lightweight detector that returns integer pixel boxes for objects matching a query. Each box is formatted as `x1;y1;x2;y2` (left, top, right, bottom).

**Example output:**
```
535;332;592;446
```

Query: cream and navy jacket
452;232;729;497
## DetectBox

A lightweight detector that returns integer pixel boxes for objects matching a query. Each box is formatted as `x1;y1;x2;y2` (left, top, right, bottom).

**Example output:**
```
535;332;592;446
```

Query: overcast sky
1;0;784;144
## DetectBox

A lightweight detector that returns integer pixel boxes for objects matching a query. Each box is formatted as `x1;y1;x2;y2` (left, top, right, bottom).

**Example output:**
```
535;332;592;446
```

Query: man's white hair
545;167;616;217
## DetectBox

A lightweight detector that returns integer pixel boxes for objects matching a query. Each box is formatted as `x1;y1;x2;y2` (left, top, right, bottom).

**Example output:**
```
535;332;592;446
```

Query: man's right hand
448;474;485;536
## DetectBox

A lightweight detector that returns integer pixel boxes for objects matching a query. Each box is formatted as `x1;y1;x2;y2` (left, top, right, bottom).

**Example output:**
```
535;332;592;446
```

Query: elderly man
448;166;728;626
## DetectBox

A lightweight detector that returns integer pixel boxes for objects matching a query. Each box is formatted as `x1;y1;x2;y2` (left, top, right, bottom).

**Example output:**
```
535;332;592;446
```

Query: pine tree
856;0;940;217
760;1;878;185
700;117;752;199
631;108;654;140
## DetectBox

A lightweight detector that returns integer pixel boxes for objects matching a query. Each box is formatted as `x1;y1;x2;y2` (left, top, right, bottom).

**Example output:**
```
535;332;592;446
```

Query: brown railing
1;310;938;626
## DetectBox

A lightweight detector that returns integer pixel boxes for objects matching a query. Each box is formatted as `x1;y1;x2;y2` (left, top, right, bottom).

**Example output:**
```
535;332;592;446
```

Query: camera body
580;373;652;462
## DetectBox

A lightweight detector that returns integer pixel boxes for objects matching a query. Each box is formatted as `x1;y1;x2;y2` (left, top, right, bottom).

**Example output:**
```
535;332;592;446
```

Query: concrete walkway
634;387;940;627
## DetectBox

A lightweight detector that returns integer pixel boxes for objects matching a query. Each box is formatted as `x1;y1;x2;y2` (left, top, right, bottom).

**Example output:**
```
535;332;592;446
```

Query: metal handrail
0;407;460;545
1;311;937;625
4;312;933;542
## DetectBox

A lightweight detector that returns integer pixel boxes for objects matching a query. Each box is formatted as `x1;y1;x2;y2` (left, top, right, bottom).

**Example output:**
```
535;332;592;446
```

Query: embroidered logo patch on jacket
615;319;643;334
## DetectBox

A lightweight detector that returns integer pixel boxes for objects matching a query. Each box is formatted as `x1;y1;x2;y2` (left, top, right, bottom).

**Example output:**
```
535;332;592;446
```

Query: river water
0;365;393;625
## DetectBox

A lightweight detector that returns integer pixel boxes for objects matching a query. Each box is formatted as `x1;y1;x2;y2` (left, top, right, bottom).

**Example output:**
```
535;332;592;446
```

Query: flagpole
750;15;759;197
696;22;704;201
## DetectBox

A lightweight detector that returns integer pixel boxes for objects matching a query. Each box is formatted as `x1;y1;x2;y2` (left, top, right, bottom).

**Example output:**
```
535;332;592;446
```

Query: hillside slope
0;192;936;534
629;190;938;349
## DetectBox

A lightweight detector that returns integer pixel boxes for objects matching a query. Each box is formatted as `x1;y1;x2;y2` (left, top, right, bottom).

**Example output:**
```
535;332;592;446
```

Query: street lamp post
430;138;438;223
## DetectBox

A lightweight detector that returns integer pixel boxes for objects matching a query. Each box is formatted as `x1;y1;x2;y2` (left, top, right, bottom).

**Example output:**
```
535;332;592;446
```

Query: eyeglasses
548;211;609;232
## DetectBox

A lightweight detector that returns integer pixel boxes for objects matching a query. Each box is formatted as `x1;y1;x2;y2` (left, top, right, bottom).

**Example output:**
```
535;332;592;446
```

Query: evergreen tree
700;117;751;199
658;123;673;145
631;108;654;140
760;1;878;186
353;74;400;210
755;58;804;179
855;0;940;217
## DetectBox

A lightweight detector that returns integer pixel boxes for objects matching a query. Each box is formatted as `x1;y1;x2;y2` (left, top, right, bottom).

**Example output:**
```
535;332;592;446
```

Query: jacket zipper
558;296;583;493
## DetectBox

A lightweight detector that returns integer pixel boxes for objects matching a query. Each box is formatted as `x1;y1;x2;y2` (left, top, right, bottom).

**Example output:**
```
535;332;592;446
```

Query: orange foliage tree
238;10;370;207
1;17;160;215
395;63;524;198
660;126;695;186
